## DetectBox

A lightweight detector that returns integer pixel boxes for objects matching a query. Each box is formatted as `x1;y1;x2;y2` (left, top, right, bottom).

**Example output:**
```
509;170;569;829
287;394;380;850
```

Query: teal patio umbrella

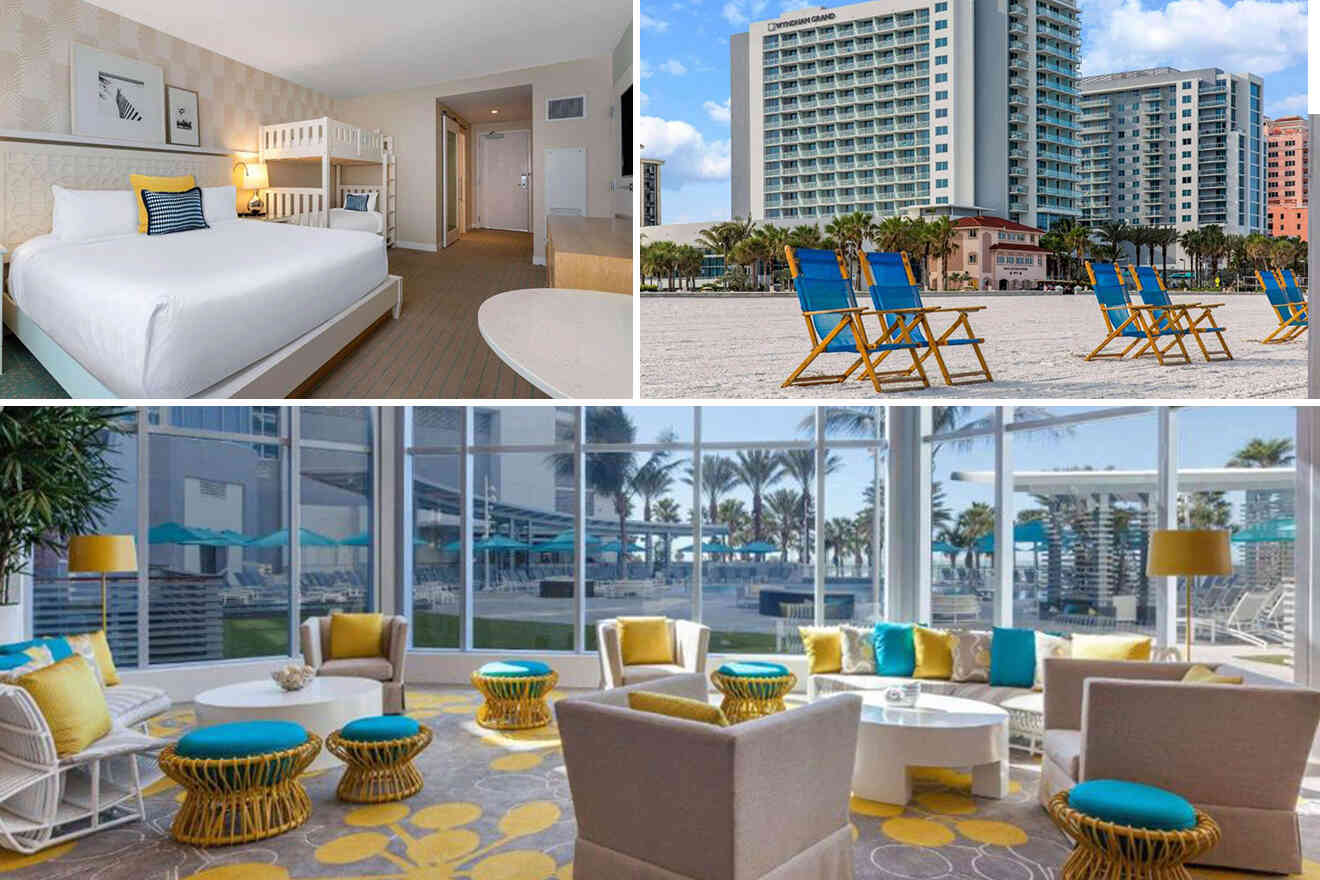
736;541;777;554
931;539;959;555
148;522;211;544
1231;517;1295;543
599;540;644;553
474;535;531;552
249;528;339;548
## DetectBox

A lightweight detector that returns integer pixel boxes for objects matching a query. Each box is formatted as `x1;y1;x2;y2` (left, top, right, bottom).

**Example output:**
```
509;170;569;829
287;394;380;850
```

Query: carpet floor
4;686;1319;880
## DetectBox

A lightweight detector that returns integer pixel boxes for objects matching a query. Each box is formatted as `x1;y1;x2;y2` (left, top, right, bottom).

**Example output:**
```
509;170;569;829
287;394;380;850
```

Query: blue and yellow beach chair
858;250;992;385
1279;268;1309;319
1126;265;1232;361
782;246;930;393
1085;261;1191;365
1256;268;1307;343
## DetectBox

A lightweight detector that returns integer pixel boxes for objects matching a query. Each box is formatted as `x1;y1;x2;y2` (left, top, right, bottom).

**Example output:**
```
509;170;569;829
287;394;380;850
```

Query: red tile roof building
1267;116;1308;241
935;216;1047;290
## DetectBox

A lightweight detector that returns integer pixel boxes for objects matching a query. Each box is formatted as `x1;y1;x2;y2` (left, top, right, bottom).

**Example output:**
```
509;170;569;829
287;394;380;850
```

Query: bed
8;218;398;398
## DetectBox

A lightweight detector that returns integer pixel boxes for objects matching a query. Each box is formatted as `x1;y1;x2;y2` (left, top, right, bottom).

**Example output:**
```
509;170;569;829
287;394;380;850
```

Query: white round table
194;677;383;771
477;288;632;398
853;692;1009;805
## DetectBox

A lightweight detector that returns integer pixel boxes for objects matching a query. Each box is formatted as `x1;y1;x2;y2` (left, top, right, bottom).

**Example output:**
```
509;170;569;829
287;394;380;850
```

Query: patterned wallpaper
0;0;336;153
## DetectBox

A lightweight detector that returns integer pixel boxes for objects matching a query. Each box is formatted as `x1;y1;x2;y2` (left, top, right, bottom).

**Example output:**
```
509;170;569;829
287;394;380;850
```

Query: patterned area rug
1;686;1318;880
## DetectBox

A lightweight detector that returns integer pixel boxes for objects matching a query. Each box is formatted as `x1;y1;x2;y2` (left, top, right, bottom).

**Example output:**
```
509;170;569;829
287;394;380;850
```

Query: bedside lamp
1147;529;1232;661
233;161;269;213
67;535;137;632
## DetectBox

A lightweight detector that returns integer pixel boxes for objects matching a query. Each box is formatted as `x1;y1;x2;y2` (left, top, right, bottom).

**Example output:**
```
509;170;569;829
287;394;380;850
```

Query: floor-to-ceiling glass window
1177;406;1296;681
926;407;998;629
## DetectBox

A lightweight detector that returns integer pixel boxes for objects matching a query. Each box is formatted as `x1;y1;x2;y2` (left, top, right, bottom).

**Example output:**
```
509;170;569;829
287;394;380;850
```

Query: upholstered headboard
0;136;232;254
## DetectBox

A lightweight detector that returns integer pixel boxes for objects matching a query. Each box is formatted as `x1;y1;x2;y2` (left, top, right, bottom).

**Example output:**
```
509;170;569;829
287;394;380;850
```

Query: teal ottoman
710;661;797;722
472;660;558;729
327;715;433;803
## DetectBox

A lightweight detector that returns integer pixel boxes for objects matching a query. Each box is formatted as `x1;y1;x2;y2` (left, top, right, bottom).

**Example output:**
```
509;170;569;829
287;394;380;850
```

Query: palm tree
697;218;755;271
765;488;802;562
652;497;682;564
686;455;742;526
776;448;842;564
825;210;873;291
1063;223;1091;282
787;223;826;249
873;215;915;253
1227;437;1295;468
1095;221;1129;264
956;502;996;570
1200;225;1226;287
925;215;958;291
677;244;705;290
1180;228;1203;286
1155;226;1178;278
733;450;783;542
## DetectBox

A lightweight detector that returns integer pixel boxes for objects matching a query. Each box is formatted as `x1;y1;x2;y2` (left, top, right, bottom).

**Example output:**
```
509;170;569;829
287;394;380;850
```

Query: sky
639;0;1309;224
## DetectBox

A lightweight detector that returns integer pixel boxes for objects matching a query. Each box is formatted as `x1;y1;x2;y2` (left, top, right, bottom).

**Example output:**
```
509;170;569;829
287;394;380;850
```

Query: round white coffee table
853;692;1009;805
195;677;383;771
477;288;632;398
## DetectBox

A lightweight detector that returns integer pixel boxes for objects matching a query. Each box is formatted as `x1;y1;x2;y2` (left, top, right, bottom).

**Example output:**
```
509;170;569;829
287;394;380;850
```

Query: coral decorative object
272;663;316;691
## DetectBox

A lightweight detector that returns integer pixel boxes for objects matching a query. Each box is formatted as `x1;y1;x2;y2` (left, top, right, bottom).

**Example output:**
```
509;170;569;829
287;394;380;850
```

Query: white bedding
329;208;384;235
8;219;388;398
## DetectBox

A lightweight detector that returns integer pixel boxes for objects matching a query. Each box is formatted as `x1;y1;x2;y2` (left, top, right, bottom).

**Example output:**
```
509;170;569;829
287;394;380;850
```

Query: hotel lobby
0;404;1317;880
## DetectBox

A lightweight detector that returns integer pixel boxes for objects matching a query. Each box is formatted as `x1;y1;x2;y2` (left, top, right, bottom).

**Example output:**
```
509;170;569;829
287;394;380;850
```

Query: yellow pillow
913;626;954;679
330;612;384;660
799;626;843;674
67;631;120;686
618;617;674;665
628;691;729;726
1182;664;1242;685
1070;633;1152;662
17;656;110;757
130;173;195;233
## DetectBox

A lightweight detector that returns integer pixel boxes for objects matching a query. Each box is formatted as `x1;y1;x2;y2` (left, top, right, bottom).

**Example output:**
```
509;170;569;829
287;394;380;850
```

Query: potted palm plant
0;407;122;605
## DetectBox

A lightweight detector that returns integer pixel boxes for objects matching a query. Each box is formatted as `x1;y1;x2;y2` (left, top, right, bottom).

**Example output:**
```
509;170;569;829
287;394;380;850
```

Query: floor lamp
1146;529;1232;661
67;535;138;632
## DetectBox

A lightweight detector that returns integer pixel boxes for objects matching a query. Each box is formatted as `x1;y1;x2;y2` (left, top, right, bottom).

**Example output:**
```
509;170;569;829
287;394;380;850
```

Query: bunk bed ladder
383;135;398;248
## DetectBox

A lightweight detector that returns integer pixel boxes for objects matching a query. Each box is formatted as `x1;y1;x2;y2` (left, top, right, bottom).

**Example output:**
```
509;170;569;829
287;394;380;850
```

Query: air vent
547;95;586;121
199;479;227;498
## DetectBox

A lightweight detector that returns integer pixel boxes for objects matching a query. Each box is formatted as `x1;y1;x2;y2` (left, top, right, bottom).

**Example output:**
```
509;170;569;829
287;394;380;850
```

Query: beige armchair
1041;657;1320;874
556;674;861;880
595;618;710;688
300;615;408;714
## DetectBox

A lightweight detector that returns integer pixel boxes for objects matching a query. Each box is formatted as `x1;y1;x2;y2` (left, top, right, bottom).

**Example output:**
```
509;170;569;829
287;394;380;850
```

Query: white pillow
1034;631;1070;690
50;185;138;242
365;191;378;211
201;185;239;225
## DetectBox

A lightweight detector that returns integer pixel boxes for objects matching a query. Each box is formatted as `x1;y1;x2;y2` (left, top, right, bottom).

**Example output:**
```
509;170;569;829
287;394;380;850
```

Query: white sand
641;293;1307;399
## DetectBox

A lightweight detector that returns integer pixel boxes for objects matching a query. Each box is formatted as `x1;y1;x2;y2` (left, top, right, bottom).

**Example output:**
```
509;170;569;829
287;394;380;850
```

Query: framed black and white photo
70;42;165;144
166;85;200;146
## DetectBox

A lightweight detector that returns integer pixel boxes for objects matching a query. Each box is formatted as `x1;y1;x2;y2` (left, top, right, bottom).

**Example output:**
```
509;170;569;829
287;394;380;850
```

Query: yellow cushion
799;626;843;674
912;626;954;679
1070;633;1152;662
68;631;119;686
627;691;729;726
618;617;674;665
1182;664;1242;685
17;656;111;757
130;173;195;233
330;613;385;660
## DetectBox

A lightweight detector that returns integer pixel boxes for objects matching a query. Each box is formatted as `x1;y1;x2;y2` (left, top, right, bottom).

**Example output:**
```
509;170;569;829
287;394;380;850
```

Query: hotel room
0;0;633;400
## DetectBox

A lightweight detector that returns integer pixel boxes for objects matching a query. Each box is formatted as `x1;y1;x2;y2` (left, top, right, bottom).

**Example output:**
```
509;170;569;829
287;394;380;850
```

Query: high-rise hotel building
1078;67;1265;235
1266;116;1307;241
729;0;1082;230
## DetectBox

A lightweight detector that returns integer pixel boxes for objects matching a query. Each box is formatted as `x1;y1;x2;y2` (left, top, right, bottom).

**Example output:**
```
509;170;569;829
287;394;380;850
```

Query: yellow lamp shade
240;162;269;191
1146;529;1232;577
67;535;137;573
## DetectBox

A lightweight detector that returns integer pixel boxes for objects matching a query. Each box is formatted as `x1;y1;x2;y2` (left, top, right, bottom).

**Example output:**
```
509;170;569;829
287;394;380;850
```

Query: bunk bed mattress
329;208;385;235
8;220;388;398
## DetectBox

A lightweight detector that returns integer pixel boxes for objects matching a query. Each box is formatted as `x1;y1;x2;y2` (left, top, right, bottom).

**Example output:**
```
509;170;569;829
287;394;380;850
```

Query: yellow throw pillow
130;173;195;233
67;631;120;686
330;612;385;660
1070;633;1152;662
1182;664;1242;685
628;691;730;726
799;626;843;674
913;626;954;679
17;656;111;757
618;617;674;665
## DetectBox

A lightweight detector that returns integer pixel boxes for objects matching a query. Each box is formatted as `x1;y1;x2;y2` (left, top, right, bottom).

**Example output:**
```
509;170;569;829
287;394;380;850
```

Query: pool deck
641;291;1307;399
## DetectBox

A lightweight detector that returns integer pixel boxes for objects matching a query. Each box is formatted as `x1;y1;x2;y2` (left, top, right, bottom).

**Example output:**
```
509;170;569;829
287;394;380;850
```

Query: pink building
938;216;1048;290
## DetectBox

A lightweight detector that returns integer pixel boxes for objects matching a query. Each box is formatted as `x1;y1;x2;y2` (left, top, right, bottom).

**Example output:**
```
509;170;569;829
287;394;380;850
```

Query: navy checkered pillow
344;193;369;211
141;186;209;236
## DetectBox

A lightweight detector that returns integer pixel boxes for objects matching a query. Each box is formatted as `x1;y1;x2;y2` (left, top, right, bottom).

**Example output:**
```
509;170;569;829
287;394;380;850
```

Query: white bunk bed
258;118;397;246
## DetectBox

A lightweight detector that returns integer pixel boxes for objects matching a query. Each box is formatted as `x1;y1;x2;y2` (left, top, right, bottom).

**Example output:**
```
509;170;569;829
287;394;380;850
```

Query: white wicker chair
0;685;162;853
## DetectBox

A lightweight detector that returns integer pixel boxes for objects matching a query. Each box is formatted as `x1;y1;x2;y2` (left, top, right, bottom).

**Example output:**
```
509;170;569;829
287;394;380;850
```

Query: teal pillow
873;622;915;676
990;627;1035;687
716;661;790;677
1070;779;1197;831
341;715;422;742
478;660;551;677
0;638;72;662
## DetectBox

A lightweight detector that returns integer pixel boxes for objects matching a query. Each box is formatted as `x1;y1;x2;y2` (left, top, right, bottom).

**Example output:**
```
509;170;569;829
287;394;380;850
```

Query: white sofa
810;670;1038;710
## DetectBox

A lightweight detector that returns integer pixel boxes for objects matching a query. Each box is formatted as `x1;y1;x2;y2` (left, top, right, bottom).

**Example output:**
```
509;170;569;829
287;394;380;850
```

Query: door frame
476;127;532;233
440;112;468;248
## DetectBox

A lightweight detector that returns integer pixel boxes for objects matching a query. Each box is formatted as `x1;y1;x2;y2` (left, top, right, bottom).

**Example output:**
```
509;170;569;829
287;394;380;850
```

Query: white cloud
657;58;688;76
704;98;732;123
721;0;770;26
639;116;732;188
1268;93;1307;117
640;59;652;79
1080;0;1305;77
640;88;650;108
640;11;669;31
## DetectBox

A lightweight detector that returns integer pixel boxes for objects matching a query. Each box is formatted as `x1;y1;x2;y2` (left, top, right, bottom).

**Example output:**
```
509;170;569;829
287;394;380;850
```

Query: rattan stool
327;718;433;803
710;661;797;723
1048;789;1220;880
472;660;558;730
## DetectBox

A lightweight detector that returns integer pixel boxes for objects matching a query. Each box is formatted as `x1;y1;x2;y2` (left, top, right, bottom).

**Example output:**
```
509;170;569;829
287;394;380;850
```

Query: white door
480;129;531;232
442;114;465;247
